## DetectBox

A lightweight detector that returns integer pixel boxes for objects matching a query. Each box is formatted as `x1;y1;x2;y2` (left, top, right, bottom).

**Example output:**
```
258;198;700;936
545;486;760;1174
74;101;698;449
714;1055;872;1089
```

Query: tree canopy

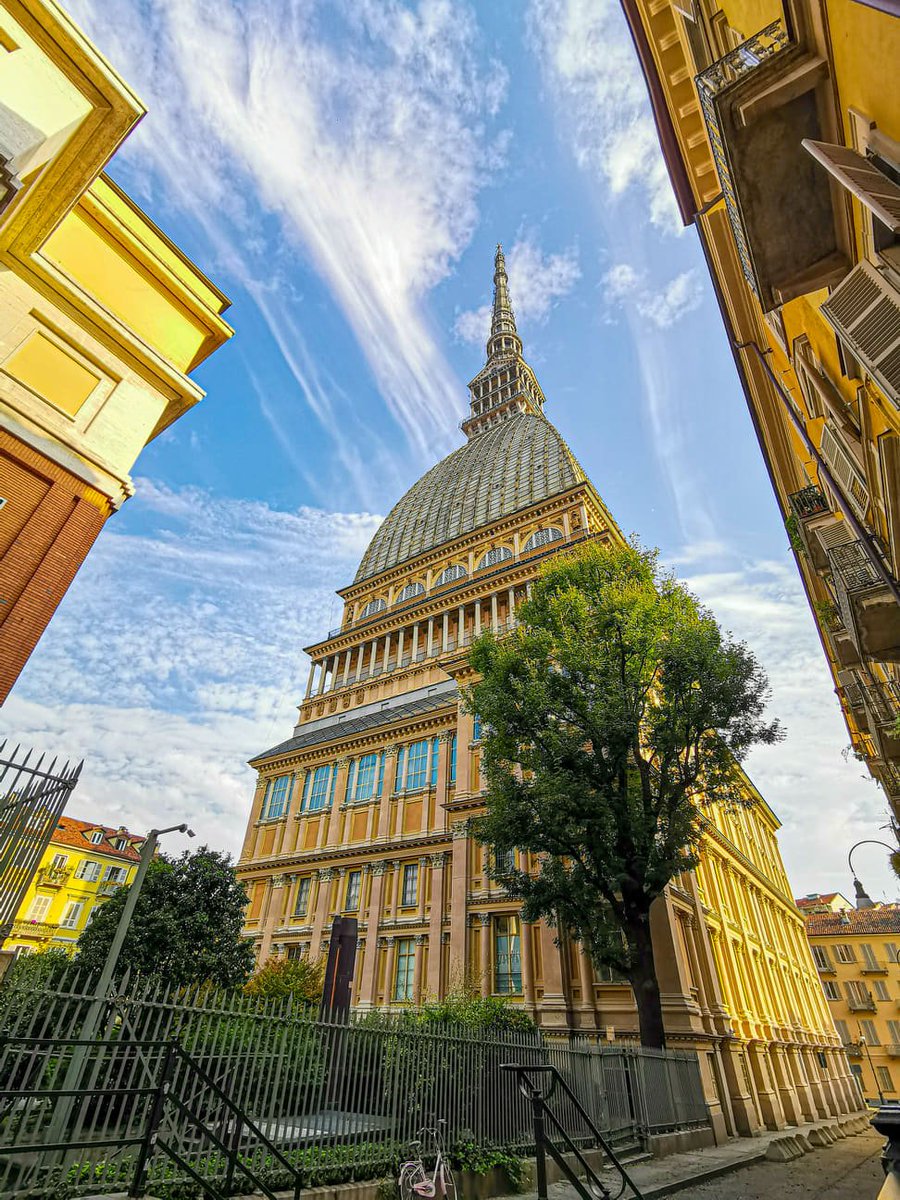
76;846;254;989
244;955;325;1004
468;539;782;1046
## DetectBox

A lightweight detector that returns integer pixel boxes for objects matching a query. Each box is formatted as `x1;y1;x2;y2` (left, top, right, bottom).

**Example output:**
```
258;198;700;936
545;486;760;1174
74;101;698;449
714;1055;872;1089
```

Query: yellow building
619;0;900;822
0;0;233;703
3;815;141;954
238;248;860;1141
800;896;900;1103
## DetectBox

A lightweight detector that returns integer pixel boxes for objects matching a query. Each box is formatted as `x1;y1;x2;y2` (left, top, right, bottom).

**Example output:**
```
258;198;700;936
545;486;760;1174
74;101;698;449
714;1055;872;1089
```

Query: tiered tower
238;248;858;1140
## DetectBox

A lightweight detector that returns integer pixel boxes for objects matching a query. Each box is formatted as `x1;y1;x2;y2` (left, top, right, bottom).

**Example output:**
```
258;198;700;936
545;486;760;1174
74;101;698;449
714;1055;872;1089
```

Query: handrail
501;1063;643;1200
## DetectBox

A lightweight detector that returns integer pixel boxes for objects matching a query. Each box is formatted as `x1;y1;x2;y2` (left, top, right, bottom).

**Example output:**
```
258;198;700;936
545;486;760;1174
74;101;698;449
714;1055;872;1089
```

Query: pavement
505;1114;882;1200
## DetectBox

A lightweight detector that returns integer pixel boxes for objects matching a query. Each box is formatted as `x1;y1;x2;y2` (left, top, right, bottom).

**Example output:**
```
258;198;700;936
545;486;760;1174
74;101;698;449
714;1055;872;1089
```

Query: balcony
859;679;900;762
848;994;877;1012
790;485;830;521
696;20;848;311
828;541;900;664
842;1042;862;1057
97;880;125;897
35;865;72;888
861;961;890;975
10;919;58;939
886;1045;900;1058
787;489;844;576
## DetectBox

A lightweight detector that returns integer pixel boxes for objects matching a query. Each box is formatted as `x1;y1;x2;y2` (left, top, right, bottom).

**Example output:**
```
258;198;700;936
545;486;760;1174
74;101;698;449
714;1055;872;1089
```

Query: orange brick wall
0;431;110;704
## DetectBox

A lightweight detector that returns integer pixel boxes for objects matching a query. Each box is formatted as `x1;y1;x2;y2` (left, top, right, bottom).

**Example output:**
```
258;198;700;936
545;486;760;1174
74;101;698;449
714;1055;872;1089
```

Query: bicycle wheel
400;1165;426;1200
439;1162;458;1200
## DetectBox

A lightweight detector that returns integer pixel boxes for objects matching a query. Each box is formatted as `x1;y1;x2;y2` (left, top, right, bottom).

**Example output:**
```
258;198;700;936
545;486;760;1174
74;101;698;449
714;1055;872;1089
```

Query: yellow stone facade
238;249;859;1141
2;815;140;955
0;0;233;700
620;0;900;820
800;896;900;1103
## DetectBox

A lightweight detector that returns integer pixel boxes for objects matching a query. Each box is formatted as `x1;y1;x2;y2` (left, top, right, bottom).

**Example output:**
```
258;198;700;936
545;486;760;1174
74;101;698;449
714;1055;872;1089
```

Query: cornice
237;830;452;876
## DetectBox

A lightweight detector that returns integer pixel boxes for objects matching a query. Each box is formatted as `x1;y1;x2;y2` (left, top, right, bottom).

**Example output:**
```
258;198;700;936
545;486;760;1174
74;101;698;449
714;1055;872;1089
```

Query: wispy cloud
67;0;507;494
603;264;704;329
6;482;381;851
454;233;581;344
527;0;679;231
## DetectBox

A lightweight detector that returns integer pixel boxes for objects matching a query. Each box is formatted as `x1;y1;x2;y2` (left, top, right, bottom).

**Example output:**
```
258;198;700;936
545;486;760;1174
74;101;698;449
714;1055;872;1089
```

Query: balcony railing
97;880;125;897
695;20;789;294
886;1044;900;1058
35;865;71;888
10;919;58;938
861;961;889;974
848;995;877;1011
828;540;900;664
789;485;830;520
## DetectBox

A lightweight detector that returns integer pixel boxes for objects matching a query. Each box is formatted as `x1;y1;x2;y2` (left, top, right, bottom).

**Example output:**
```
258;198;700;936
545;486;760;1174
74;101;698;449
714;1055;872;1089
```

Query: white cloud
528;0;679;230
677;546;898;904
602;263;703;329
66;0;507;494
454;233;581;344
4;482;381;854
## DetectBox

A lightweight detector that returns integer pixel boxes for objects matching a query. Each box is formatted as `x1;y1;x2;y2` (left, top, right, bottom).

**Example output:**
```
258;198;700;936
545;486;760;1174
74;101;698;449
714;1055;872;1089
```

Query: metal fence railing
0;969;709;1198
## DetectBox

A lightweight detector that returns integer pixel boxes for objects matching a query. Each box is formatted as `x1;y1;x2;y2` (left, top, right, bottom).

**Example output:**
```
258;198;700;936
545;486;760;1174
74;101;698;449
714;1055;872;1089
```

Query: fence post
531;1085;549;1200
129;1041;176;1199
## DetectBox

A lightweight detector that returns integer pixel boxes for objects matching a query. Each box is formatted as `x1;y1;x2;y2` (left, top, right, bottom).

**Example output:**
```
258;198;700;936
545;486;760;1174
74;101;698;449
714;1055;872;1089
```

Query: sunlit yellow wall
3;831;138;955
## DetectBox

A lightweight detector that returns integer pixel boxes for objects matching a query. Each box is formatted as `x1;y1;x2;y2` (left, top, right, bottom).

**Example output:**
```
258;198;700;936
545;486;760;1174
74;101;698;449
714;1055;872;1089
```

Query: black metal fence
0;970;709;1198
0;741;82;941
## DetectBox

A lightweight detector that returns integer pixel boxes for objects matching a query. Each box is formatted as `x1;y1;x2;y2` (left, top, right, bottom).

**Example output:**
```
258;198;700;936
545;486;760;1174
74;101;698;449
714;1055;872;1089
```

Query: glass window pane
356;754;377;801
308;766;331;811
406;741;429;790
401;864;418;907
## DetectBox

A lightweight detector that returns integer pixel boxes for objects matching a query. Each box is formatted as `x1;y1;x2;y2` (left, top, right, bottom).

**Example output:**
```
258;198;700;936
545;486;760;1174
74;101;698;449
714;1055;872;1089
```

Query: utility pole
47;823;194;1153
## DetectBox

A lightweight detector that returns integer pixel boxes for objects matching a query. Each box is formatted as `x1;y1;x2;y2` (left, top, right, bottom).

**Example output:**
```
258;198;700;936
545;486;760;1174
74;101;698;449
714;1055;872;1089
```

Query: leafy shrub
244;954;325;1003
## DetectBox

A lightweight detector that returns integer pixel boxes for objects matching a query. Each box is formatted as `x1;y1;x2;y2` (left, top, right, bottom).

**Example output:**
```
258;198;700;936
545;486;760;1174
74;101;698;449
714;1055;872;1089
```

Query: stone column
434;732;453;833
427;617;435;656
519;920;536;1011
747;1041;786;1130
457;605;465;647
397;627;405;666
368;641;378;676
355;643;366;682
427;853;447;998
326;759;350;844
305;662;315;699
479;914;492;997
357;862;387;1007
770;1044;802;1126
491;592;498;631
786;1045;817;1122
507;587;516;625
448;820;469;986
385;937;398;1004
377;746;400;838
382;634;391;672
310;868;335;957
442;611;449;651
576;946;597;1028
341;650;352;687
539;922;569;1029
411;623;420;660
474;600;481;637
413;934;426;1003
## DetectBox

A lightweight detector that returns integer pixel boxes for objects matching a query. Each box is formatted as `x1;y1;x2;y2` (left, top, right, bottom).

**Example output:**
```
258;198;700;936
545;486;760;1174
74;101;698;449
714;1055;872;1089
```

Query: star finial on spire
488;243;519;357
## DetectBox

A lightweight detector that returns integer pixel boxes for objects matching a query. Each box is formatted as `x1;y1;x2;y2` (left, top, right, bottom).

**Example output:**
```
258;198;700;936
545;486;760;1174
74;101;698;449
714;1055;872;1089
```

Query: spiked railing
0;740;83;941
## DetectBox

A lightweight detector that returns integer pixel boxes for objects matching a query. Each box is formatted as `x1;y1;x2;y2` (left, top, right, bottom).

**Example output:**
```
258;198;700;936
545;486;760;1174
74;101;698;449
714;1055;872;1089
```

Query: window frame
59;900;84;930
306;765;332;812
494;915;522;995
293;876;312;919
394;938;416;1002
354;754;378;802
400;863;419;908
345;870;362;912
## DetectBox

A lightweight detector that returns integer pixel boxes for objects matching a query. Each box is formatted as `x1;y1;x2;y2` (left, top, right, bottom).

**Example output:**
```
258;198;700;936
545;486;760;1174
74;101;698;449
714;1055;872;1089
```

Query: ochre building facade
799;895;900;1104
0;0;233;702
620;0;900;822
2;816;141;956
239;250;859;1142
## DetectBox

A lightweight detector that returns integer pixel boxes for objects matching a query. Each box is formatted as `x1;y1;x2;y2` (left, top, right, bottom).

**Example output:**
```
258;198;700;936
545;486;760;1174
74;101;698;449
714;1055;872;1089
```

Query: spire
464;242;544;439
486;243;522;361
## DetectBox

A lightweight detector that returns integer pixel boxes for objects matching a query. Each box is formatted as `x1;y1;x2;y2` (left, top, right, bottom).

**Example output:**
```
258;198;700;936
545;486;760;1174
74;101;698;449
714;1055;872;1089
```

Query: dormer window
113;837;128;851
396;582;425;603
523;527;564;553
360;598;387;618
88;830;104;845
436;564;467;586
478;546;513;570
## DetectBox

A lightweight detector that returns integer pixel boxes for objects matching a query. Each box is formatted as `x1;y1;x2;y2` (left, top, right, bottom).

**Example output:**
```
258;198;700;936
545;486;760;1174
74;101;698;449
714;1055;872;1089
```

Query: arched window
477;546;512;570
360;598;387;618
396;582;425;603
436;564;467;586
523;527;564;553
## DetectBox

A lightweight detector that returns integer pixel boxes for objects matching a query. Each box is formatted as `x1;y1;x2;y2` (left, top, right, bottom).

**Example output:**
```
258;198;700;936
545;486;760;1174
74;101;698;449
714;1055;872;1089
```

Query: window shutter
803;140;900;233
821;261;900;406
819;424;870;519
815;517;854;555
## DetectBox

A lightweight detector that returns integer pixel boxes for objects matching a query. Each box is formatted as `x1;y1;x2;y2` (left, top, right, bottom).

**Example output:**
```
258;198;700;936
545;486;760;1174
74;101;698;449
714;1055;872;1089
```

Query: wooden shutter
821;261;900;406
819;424;870;519
803;140;900;233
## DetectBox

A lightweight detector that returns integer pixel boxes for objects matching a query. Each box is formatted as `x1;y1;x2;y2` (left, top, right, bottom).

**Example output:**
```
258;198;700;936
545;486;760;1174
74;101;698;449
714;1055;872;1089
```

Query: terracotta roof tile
804;906;900;936
50;816;143;863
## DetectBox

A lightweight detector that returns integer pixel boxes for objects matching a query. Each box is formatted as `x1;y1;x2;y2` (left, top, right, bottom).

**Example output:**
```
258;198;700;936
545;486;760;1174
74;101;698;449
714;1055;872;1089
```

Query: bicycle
398;1123;458;1200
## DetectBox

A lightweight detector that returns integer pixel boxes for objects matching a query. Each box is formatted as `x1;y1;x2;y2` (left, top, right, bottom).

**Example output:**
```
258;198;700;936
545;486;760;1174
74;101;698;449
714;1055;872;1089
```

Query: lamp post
860;1034;885;1105
848;839;897;908
48;823;194;1150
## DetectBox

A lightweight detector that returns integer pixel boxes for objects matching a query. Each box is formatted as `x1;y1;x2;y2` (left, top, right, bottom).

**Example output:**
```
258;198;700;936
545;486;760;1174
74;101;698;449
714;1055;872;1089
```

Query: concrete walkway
505;1113;875;1200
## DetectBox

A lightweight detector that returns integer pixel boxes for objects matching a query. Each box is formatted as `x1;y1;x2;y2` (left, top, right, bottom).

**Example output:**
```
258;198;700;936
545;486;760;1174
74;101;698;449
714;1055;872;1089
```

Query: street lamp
848;839;897;909
47;823;194;1148
859;1034;885;1105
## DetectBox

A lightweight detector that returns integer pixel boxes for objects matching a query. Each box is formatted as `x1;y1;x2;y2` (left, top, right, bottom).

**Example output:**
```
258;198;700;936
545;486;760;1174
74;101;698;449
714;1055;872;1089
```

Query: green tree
76;846;254;988
244;954;326;1004
468;540;782;1048
2;946;71;989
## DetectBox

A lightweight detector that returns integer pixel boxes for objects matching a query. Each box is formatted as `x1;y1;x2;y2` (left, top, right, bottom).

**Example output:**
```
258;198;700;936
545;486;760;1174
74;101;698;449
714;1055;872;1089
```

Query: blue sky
5;0;896;900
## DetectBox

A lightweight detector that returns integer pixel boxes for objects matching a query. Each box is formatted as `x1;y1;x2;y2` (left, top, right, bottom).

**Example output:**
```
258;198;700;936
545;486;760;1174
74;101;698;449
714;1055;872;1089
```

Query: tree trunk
625;907;666;1049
